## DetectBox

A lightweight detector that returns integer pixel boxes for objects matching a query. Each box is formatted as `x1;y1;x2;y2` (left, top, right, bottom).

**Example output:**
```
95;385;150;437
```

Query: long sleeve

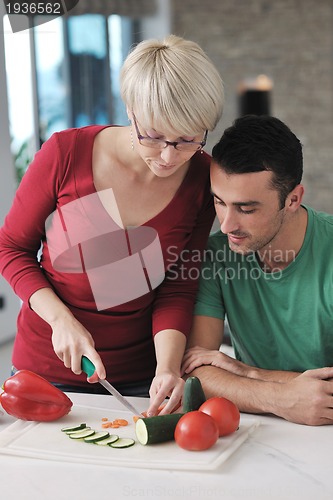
0;132;70;303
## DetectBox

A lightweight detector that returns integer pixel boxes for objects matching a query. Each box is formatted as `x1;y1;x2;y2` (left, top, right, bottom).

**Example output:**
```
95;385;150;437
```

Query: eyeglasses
132;113;208;152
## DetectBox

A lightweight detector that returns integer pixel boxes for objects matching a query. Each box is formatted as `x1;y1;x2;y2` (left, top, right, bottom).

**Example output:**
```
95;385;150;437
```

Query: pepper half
0;370;73;421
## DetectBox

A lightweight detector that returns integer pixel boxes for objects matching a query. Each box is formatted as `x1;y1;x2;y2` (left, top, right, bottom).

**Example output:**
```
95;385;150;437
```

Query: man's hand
182;346;251;378
273;367;333;426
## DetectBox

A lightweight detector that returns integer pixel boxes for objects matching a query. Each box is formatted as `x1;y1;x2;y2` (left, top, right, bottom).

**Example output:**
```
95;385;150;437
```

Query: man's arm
185;315;298;382
183;315;291;414
184;315;333;426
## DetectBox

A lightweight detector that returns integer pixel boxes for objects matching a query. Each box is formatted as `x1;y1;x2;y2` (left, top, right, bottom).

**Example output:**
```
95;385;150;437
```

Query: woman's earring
200;149;204;154
130;128;134;150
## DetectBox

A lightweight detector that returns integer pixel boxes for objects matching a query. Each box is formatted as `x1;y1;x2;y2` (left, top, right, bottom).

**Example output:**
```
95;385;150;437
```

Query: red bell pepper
0;370;73;421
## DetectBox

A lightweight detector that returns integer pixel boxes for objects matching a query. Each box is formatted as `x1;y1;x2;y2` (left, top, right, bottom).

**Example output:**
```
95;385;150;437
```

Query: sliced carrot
133;411;148;422
101;417;129;427
113;419;128;426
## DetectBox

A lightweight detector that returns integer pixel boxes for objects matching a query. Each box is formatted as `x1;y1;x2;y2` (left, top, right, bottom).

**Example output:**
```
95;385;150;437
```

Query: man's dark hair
212;115;303;208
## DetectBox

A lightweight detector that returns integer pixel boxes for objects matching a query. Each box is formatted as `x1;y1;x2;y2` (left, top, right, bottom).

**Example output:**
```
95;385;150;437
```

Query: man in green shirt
183;115;333;426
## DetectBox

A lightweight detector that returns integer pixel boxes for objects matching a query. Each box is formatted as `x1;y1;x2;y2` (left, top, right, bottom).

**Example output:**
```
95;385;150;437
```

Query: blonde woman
0;35;224;415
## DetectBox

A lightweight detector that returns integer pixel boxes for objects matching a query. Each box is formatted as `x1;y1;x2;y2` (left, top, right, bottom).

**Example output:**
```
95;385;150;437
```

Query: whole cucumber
182;376;206;412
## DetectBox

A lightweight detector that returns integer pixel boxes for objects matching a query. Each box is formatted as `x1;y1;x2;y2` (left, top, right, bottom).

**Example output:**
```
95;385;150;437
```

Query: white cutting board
0;404;259;470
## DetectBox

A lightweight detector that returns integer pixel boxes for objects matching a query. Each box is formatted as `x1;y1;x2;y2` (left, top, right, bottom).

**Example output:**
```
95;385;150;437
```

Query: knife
81;356;142;416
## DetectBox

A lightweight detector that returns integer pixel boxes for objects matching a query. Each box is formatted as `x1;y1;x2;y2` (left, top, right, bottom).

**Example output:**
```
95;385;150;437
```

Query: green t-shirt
194;206;333;371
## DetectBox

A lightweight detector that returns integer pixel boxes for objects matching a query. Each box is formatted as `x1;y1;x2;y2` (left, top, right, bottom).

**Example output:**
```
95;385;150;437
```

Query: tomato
174;411;219;451
199;397;240;437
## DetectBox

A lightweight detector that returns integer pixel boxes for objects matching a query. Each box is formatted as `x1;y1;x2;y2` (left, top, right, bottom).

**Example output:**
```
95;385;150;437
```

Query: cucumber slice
61;423;87;433
65;426;92;436
95;435;119;446
84;431;110;443
109;438;135;448
69;428;95;439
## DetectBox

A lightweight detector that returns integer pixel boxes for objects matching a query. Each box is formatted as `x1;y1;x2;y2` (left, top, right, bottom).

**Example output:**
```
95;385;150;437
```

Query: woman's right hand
29;288;106;381
50;313;106;381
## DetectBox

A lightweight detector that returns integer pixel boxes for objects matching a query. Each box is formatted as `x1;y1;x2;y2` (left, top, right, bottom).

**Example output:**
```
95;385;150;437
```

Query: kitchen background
1;0;332;381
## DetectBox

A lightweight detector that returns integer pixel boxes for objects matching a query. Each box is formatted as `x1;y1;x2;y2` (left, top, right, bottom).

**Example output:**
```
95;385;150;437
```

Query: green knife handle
81;356;96;378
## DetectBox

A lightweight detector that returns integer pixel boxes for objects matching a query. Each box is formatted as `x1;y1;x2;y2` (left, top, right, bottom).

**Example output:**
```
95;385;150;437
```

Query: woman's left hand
147;372;185;416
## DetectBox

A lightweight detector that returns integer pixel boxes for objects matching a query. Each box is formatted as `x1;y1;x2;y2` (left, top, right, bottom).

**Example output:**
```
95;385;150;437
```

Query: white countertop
0;392;332;500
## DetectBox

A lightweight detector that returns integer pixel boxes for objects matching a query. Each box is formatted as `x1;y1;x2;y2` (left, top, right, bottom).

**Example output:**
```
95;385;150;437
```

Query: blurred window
3;15;35;182
3;13;134;182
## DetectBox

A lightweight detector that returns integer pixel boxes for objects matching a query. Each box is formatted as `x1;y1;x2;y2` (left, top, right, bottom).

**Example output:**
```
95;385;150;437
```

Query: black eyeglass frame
132;113;208;151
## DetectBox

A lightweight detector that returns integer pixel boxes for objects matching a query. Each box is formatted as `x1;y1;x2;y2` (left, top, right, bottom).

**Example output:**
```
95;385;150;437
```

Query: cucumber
69;428;95;439
65;426;93;436
84;431;110;443
95;434;119;446
61;423;87;433
182;376;206;412
61;423;135;449
135;413;183;445
110;438;135;448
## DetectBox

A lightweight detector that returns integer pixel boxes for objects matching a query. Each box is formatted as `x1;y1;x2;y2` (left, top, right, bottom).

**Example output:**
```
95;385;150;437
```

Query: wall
172;0;333;212
139;0;171;39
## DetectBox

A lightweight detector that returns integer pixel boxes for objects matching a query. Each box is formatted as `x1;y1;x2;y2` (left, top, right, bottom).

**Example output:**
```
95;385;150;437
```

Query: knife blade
81;356;142;416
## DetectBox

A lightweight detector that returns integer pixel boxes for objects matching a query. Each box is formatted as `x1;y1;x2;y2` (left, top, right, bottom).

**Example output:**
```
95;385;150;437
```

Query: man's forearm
190;364;333;426
190;365;280;415
246;365;299;383
182;346;300;384
218;349;300;383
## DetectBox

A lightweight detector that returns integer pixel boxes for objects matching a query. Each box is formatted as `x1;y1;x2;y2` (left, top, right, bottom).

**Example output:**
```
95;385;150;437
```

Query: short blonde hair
120;34;224;136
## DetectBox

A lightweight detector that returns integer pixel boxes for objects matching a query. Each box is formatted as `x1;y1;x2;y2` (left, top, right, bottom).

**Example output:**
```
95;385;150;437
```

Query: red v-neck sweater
0;126;215;388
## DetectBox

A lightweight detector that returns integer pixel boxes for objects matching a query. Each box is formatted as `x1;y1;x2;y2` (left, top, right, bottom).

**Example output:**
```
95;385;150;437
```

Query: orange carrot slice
113;419;128;426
